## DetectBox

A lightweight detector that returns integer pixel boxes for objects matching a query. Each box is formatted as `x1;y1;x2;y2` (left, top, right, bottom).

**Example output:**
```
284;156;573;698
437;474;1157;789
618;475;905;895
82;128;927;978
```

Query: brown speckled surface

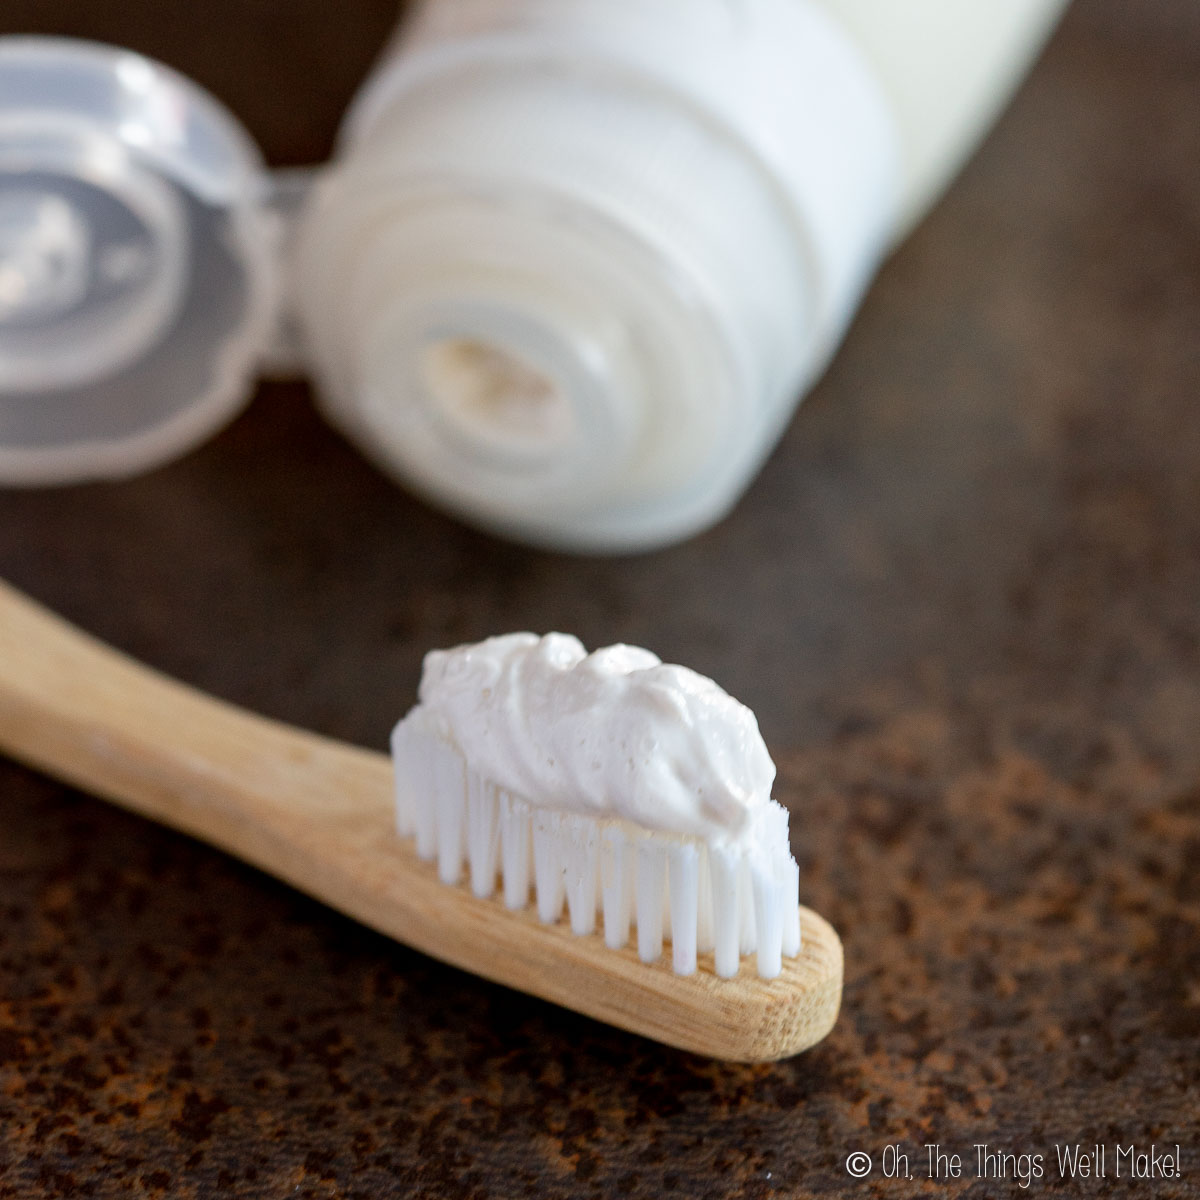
2;1;1199;1196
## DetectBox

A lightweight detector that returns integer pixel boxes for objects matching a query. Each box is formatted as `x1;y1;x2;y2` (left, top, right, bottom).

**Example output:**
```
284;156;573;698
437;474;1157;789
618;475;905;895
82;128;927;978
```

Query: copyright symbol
846;1151;873;1178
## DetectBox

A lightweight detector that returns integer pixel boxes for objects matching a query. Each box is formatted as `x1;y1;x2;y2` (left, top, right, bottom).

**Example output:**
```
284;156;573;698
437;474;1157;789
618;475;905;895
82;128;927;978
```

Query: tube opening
420;335;573;463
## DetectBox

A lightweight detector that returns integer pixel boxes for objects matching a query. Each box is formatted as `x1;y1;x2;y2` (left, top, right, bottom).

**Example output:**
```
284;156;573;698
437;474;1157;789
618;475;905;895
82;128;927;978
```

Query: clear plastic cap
0;37;278;485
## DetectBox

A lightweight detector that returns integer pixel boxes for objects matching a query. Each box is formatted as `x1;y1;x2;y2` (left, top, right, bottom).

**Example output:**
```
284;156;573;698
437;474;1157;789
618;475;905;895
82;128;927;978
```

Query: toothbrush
394;633;812;983
0;580;841;1062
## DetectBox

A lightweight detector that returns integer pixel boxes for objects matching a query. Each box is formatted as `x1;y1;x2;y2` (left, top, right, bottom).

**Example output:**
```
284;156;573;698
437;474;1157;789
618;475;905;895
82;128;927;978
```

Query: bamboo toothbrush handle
0;579;842;1062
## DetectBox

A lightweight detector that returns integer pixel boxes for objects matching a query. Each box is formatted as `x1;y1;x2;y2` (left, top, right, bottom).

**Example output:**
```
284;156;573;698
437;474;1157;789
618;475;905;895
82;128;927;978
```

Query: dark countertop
1;1;1198;1196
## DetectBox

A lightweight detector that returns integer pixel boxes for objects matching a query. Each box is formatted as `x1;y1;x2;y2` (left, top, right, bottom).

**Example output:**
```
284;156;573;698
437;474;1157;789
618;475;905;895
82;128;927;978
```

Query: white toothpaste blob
415;633;776;845
392;632;802;978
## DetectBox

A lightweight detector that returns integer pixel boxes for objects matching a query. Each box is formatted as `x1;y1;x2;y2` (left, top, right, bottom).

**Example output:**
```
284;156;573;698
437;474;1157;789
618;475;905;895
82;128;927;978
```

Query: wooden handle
0;579;842;1061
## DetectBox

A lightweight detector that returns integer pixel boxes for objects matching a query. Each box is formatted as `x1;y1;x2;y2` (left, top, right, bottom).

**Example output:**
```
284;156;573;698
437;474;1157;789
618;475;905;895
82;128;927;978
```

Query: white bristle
390;723;417;837
668;844;699;976
636;840;667;963
696;845;714;954
532;811;566;924
499;792;531;910
563;816;598;936
392;722;805;979
466;773;500;899
752;861;785;980
601;826;633;949
660;858;672;943
738;855;757;956
435;761;467;886
781;858;802;958
709;845;742;978
406;728;441;861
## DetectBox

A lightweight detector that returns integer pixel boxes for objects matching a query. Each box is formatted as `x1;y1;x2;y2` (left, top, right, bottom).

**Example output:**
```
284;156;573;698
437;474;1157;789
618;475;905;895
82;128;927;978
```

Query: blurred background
0;2;1197;1197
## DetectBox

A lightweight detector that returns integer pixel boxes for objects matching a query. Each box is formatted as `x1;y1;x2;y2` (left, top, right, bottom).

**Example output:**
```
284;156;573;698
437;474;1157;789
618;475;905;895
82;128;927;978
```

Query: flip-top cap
0;37;278;484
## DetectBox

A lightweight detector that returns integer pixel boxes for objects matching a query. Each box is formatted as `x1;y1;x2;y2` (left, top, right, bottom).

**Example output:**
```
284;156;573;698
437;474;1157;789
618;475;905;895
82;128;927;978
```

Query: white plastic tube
293;0;1068;551
825;0;1072;238
0;3;1068;543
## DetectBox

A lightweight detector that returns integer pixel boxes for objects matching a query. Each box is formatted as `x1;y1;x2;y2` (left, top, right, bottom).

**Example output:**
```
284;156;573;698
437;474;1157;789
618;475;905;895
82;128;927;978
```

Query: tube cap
0;37;278;485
